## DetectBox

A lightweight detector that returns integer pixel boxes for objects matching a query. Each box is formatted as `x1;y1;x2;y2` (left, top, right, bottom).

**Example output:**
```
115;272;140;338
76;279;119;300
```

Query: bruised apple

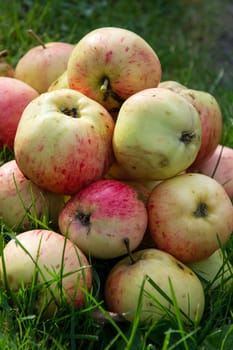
14;89;114;195
67;26;162;113
58;179;148;259
104;248;205;324
147;173;233;263
0;229;92;316
113;88;202;180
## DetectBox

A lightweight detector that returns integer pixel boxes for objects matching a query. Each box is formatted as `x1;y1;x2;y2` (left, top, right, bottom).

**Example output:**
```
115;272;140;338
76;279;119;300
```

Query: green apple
113;87;202;180
187;248;233;289
104;248;205;324
48;70;69;91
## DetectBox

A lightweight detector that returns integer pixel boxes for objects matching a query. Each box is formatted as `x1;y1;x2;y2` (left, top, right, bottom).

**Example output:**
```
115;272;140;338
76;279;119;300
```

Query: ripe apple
104;248;205;324
67;26;162;113
0;160;65;230
147;173;233;263
187;248;233;289
179;88;223;167
158;80;187;92
14;89;115;195
58;179;148;259
0;50;14;77
48;70;69;91
0;77;39;149
0;229;92;317
14;30;74;93
189;144;233;198
113;87;202;180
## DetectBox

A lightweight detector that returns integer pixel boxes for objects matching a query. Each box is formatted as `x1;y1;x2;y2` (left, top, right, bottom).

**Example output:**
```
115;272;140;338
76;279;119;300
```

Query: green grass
1;0;233;349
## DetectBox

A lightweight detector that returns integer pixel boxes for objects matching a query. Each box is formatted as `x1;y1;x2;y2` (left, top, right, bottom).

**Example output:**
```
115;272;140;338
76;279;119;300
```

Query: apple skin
179;89;223;167
48;70;69;91
0;160;65;231
189;144;233;199
158;80;187;93
14;42;74;94
67;27;162;113
0;229;92;317
113;87;202;180
187;248;233;290
0;77;39;149
104;248;205;324
58;179;148;259
14;89;115;195
147;173;233;263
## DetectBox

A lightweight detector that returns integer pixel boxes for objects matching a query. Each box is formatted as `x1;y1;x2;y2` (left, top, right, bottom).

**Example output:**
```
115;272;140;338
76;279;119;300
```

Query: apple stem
27;29;46;49
0;50;8;59
100;77;109;94
123;238;136;265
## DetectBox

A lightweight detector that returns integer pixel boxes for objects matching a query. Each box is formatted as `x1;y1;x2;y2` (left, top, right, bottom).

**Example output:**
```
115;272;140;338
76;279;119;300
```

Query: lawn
0;0;233;349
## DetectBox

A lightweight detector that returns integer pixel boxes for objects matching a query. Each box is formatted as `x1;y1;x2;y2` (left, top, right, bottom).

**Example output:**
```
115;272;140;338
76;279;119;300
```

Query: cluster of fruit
0;26;232;325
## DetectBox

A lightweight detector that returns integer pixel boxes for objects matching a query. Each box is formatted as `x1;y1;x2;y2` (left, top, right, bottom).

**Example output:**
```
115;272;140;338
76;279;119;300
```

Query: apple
48;70;69;91
67;26;162;113
0;50;14;77
187;248;233;290
189;144;233;198
179;88;223;167
0;229;92;317
58;179;148;259
0;160;65;231
0;76;39;149
14;89;115;195
113;87;202;180
104;248;205;324
158;80;187;92
14;29;74;94
147;173;233;263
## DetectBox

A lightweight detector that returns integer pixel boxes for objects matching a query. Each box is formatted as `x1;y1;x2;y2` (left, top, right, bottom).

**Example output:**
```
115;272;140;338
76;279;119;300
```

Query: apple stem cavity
180;131;196;145
100;77;124;104
61;107;79;118
27;29;46;49
123;238;136;265
193;202;208;218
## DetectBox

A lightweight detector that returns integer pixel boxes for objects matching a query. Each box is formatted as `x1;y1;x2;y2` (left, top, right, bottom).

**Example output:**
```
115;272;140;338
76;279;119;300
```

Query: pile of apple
0;26;232;325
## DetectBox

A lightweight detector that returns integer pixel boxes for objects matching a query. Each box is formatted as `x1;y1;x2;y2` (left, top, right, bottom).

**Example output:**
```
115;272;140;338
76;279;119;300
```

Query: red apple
0;77;39;149
58;179;148;259
189;145;233;198
179;89;223;167
14;30;74;94
14;89;115;195
147;173;233;263
67;26;162;113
